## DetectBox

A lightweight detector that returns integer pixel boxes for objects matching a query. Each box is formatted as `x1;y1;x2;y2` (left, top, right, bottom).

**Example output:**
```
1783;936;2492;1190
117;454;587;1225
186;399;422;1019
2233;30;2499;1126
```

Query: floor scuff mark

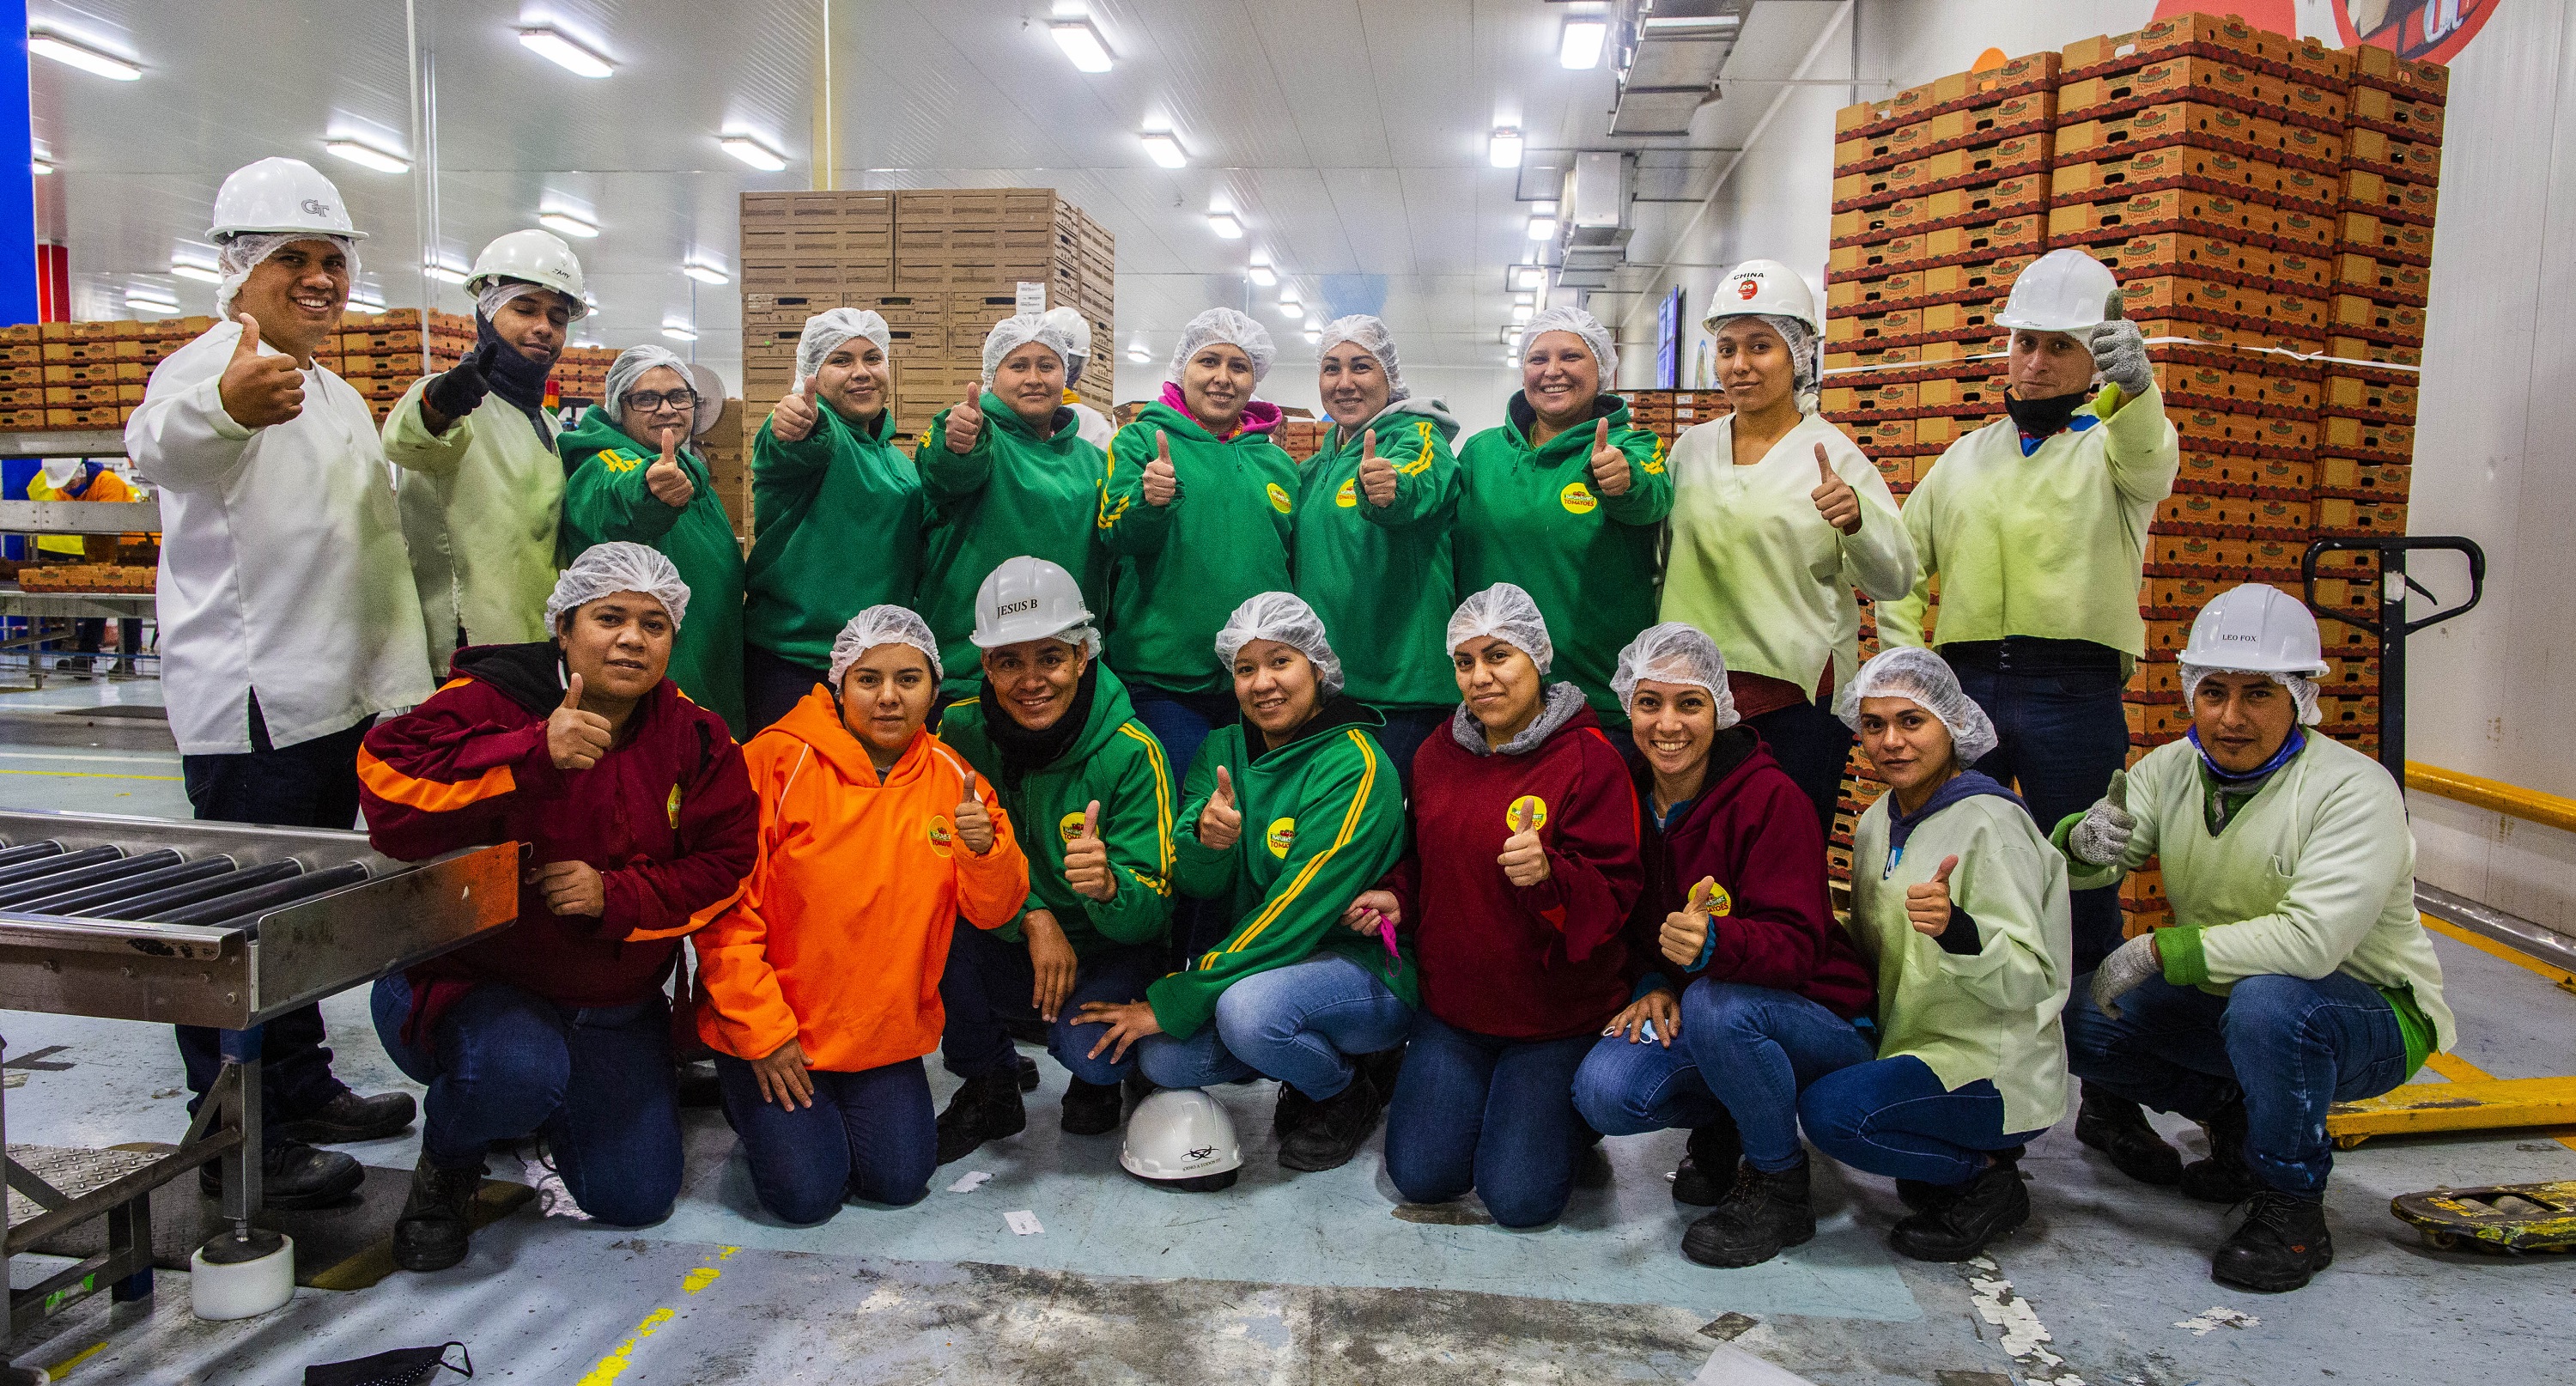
2172;1305;2260;1336
1962;1254;2085;1384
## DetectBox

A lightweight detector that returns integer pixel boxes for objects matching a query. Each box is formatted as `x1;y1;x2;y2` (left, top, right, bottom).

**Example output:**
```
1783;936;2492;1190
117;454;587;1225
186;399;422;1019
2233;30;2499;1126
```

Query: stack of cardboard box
1621;389;1734;453
0;319;210;432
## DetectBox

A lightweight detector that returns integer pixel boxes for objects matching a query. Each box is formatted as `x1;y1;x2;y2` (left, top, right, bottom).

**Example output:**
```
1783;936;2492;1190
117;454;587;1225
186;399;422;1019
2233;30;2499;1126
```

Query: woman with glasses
561;344;748;737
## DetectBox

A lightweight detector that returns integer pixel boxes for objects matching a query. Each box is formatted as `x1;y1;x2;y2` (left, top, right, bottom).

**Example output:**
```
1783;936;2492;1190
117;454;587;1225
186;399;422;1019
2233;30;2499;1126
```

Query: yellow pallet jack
2390;1181;2576;1255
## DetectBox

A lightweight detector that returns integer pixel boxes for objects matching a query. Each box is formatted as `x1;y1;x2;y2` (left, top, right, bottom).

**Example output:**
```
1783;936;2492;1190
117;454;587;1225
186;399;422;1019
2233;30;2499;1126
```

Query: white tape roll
190;1233;295;1320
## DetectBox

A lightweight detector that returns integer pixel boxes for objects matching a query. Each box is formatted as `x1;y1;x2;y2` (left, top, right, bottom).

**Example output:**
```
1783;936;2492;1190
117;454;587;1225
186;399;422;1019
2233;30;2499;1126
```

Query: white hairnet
215;231;361;320
545;541;691;632
1318;314;1409;403
1042;307;1093;386
1518;307;1618;382
2180;665;2324;727
1447;583;1555;675
829;605;943;690
1168;307;1277;386
1612;623;1741;729
475;279;587;323
1214;592;1345;696
604;344;695;419
796;307;891;386
1834;647;1999;769
981;313;1078;380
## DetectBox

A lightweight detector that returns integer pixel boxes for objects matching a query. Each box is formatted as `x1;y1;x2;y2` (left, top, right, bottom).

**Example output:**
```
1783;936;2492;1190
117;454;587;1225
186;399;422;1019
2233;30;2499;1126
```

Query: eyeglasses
627;389;700;413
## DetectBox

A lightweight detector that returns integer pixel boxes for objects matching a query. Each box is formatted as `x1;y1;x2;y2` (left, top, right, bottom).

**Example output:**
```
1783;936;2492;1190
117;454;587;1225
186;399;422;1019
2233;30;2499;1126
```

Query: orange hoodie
692;684;1030;1073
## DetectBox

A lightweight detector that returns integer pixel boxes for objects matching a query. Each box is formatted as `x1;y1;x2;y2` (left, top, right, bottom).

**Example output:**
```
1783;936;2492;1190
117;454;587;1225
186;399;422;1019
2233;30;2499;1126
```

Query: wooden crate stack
0;318;212;432
1621;389;1735;453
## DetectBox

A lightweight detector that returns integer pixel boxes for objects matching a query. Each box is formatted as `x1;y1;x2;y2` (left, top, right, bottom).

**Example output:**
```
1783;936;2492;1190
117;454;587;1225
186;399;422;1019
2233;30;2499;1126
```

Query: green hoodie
1152;701;1415;1040
918;395;1108;700
745;404;923;672
558;410;748;737
1293;398;1463;710
1453;393;1672;722
937;664;1176;958
1097;401;1298;695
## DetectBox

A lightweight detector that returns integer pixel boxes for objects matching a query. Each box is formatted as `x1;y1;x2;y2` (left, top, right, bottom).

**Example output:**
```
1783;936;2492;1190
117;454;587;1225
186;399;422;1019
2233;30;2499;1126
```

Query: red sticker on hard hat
1737;279;1759;300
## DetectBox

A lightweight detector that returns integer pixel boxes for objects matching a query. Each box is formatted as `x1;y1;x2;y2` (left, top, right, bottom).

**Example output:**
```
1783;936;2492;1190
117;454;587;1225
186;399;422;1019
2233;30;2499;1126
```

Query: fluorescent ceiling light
29;157;52;176
720;135;787;172
125;288;178;312
1247;261;1277;288
348;288;386;312
683;261;730;285
424;259;471;285
661;321;698;343
1126;345;1151;363
1527;216;1558;241
1559;16;1607;69
1498;326;1517;344
539;210;598;239
1049;17;1114;72
1206;212;1243;239
30;32;140;81
1140;131;1187;168
1514;292;1534;307
324;138;410;174
170;259;222;284
519;27;612;78
1489;127;1524;169
1510;303;1534;324
1304;331;1321;344
1510;264;1546;291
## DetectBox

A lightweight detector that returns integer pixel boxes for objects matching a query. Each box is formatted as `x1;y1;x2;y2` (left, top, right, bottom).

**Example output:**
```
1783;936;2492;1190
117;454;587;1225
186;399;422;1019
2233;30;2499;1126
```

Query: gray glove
2088;319;2152;397
2089;933;2163;1020
2068;769;2134;866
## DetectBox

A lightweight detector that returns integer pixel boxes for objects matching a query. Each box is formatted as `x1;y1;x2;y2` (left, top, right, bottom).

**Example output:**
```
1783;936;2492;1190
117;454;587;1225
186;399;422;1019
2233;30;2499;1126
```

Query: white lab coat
125;320;434;756
1070;401;1115;452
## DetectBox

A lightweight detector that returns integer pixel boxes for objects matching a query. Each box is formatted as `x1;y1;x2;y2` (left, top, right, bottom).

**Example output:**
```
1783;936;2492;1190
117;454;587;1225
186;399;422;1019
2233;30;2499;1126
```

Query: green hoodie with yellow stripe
1097;401;1298;695
1293;397;1462;711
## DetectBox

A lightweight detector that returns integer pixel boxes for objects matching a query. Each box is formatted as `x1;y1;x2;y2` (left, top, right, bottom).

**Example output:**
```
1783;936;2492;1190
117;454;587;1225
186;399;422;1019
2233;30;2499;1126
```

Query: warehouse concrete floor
0;678;2570;1384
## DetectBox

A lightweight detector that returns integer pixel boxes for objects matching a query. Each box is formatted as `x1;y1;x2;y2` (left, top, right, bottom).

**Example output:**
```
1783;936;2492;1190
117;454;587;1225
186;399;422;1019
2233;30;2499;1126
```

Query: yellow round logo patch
666;785;682;828
1505;794;1550;833
1265;817;1298;858
1267;482;1293;514
1335;477;1358;508
927;816;956;857
1558;482;1597;515
1058;811;1088;844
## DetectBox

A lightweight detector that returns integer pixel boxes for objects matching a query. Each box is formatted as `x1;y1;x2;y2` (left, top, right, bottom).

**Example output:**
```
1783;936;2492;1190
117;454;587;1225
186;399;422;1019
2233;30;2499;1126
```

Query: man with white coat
1042;307;1115;450
124;157;432;1207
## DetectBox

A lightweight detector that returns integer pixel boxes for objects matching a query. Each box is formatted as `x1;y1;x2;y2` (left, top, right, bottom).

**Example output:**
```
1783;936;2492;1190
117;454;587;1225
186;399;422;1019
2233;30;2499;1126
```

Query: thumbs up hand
1358;428;1398;507
945;382;986;454
1064;799;1116;902
645;435;695;508
1141;429;1180;507
217;314;307;429
771;378;820;443
1905;854;1960;938
1498;799;1551;887
1658;876;1724;968
1810;441;1862;533
954;769;995;856
2068;768;2136;866
1587;417;1632;498
1197;765;1242;851
547;673;615;770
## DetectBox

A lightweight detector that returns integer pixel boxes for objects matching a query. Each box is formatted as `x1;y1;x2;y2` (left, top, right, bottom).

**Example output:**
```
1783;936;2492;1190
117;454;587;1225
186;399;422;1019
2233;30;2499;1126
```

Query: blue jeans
1369;706;1449;802
940;925;1163;1087
1573;981;1877;1172
1743;698;1853;836
714;1055;934;1223
1128;684;1240;789
370;974;682;1226
1133;953;1412;1099
2064;970;2408;1195
1799;1055;2045;1187
1946;657;2130;971
1383;1012;1596;1228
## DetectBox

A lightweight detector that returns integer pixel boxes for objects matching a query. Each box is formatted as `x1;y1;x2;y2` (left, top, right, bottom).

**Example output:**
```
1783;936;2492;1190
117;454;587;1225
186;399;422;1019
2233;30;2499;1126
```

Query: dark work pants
1946;656;2130;972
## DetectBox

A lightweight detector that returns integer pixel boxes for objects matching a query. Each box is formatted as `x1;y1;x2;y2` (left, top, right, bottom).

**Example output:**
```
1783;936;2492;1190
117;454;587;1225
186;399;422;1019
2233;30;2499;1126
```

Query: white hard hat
207;157;368;241
686;363;726;438
468;228;587;312
1704;258;1817;333
1042;306;1092;360
971;556;1094;650
2178;583;2328;677
1120;1088;1242;1192
1995;248;2117;333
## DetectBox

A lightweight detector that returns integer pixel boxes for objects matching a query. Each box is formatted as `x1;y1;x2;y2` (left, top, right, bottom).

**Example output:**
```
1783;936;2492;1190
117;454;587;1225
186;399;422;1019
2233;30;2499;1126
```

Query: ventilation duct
1609;2;1741;137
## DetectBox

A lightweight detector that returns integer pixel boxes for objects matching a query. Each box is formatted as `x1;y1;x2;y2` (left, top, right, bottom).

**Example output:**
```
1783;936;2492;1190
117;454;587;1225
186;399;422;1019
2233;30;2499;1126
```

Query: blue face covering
2188;724;2306;786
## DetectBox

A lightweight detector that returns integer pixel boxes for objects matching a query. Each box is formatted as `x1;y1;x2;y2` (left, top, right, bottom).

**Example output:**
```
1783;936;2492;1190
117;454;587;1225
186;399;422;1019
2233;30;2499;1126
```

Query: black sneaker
272;1089;416;1145
392;1156;486;1273
2181;1096;2264;1204
2076;1086;2182;1187
2212;1188;2334;1292
1887;1158;2031;1261
198;1140;365;1209
1060;1078;1124;1136
1681;1155;1815;1267
1278;1073;1383;1173
934;1068;1027;1165
1016;1054;1040;1093
1671;1116;1744;1207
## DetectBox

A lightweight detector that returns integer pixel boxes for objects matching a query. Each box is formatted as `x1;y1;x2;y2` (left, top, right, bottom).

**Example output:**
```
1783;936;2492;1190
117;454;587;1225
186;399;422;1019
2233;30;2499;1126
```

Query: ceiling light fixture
1488;126;1524;169
423;259;471;285
124;287;178;313
348;287;387;312
1048;15;1115;72
170;259;222;284
662;320;698;343
1127;344;1151;363
29;157;52;176
1513;292;1534;307
519;27;613;79
1559;15;1608;70
538;210;599;239
1303;331;1321;344
1206;212;1243;239
324;138;410;174
682;260;730;285
1139;131;1187;168
29;31;140;81
1510;303;1534;324
1527;215;1558;241
719;135;788;172
1510;264;1546;291
1247;259;1277;288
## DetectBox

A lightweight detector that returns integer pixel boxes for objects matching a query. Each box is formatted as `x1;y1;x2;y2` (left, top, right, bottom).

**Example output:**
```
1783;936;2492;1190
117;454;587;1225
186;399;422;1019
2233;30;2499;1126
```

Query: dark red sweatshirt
1627;731;1874;1020
357;642;759;1012
1382;701;1643;1040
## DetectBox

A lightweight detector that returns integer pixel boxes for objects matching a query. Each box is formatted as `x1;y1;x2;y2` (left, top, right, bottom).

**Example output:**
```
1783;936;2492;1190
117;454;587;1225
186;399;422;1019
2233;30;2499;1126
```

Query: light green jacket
1849;793;2074;1134
1879;388;2178;657
2064;735;2455;1050
383;377;562;678
1660;410;1915;702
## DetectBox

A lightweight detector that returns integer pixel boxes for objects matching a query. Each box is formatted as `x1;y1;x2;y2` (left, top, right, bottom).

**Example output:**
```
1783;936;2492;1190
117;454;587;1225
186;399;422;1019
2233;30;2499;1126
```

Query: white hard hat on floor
1995;247;2117;333
466;228;588;314
971;555;1098;653
2179;583;2329;676
1120;1088;1242;1192
1704;258;1817;333
207;157;368;241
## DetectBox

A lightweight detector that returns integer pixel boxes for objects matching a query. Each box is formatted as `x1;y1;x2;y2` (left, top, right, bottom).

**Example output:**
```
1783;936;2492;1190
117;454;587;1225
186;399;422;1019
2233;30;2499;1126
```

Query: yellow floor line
46;1340;106;1377
2422;914;2576;991
2421;1050;2576;1153
574;1247;738;1385
0;768;180;781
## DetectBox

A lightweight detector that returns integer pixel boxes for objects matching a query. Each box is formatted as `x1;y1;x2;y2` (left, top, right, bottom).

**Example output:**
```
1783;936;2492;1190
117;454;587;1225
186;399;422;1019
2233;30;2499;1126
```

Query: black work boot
1681;1155;1816;1267
199;1140;364;1209
1278;1072;1383;1173
1272;1082;1318;1138
273;1089;417;1145
1671;1115;1745;1206
2076;1086;2183;1187
2212;1189;2334;1292
1888;1156;2031;1261
2181;1096;2264;1204
1060;1078;1124;1136
392;1157;487;1273
935;1067;1027;1164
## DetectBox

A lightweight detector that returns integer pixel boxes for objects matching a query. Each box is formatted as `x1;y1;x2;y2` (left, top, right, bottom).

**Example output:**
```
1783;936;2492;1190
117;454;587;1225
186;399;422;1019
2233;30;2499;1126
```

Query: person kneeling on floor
933;556;1177;1162
1570;623;1874;1266
1801;647;2074;1261
1072;593;1413;1179
2059;583;2451;1293
692;606;1031;1224
359;543;759;1272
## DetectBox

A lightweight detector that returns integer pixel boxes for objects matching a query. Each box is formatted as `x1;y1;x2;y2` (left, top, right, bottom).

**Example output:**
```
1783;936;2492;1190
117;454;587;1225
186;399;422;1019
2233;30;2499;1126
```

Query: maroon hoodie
1382;688;1644;1040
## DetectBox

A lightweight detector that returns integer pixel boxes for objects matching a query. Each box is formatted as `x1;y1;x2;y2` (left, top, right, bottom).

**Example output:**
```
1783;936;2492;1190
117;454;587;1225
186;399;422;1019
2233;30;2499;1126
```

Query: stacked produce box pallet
1622;389;1735;453
0;318;210;432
